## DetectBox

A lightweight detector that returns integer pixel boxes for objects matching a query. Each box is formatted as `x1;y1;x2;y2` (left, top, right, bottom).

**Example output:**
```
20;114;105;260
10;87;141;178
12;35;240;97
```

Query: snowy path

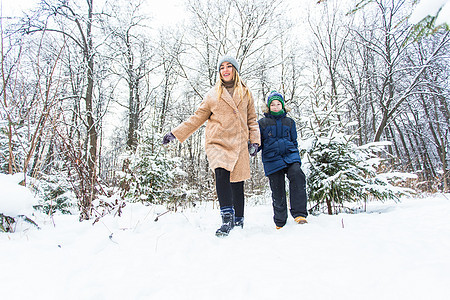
1;195;450;299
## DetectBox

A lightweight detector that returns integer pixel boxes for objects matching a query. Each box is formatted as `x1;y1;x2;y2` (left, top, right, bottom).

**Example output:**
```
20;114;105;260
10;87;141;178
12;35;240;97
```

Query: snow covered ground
1;175;450;300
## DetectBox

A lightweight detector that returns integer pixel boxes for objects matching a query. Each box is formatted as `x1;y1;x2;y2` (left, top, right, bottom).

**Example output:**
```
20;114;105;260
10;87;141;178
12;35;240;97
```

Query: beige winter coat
172;84;260;182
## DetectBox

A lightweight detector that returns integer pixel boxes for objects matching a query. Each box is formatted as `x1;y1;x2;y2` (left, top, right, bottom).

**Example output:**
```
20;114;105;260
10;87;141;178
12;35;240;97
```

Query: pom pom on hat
267;91;285;109
217;55;240;74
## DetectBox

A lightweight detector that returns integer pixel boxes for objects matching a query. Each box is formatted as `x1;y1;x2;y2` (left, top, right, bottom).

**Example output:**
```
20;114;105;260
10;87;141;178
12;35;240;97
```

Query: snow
1;176;450;299
410;0;450;25
0;173;37;217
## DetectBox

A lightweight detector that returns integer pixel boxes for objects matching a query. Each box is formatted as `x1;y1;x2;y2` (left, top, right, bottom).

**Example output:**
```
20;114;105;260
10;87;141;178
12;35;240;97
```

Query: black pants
268;162;308;227
215;168;244;218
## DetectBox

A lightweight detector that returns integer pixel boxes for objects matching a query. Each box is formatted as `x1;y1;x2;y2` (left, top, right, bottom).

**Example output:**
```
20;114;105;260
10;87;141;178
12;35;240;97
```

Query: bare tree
308;0;351;106
401;34;450;191
1;17;20;174
338;0;450;191
102;0;156;152
350;0;449;142
23;0;103;219
156;29;184;135
1;14;66;186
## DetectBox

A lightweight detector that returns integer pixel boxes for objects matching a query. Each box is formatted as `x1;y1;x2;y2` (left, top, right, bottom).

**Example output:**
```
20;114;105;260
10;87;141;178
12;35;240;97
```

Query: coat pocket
263;149;279;162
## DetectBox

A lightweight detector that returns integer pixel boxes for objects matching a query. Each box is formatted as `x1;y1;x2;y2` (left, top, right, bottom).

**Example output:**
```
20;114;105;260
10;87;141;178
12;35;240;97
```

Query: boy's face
270;100;283;113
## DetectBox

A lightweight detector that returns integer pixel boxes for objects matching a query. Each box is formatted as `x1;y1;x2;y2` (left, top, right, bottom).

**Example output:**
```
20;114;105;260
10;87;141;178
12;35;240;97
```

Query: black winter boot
234;216;244;228
215;207;235;237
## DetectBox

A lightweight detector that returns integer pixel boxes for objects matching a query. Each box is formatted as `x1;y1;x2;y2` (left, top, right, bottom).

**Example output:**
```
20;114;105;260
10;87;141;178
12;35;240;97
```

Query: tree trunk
80;0;97;220
393;118;412;171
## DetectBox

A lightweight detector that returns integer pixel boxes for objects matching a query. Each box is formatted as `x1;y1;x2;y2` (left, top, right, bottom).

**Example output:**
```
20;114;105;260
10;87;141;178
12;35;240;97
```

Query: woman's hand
248;143;259;156
162;132;176;145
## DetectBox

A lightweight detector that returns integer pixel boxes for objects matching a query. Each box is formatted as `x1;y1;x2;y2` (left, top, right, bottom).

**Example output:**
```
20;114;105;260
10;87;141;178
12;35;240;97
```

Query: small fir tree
305;137;402;214
31;174;75;215
118;131;187;207
301;81;407;215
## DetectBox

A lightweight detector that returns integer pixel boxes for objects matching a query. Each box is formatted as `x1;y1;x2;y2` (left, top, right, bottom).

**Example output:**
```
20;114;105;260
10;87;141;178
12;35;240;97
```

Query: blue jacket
258;112;301;176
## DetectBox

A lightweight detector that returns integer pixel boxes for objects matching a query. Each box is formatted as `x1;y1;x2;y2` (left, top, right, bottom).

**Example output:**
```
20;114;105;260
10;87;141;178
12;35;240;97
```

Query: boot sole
215;231;229;237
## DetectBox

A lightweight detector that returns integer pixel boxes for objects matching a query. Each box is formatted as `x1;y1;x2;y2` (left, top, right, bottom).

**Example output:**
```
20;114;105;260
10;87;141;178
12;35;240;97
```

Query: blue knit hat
267;91;285;109
217;55;240;74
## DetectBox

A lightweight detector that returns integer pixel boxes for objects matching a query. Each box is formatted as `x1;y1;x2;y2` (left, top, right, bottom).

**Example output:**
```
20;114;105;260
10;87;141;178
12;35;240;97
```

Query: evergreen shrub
304;138;407;215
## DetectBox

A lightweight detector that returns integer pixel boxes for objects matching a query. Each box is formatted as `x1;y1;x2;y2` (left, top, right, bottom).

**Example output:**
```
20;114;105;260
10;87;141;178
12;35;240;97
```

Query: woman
162;55;260;237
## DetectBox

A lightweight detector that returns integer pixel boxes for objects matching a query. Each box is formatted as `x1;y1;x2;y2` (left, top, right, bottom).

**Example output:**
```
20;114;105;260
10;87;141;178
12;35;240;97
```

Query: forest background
1;0;449;224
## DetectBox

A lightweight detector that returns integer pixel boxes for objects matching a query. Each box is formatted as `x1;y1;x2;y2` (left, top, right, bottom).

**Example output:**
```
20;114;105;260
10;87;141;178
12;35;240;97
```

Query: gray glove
162;132;176;145
248;143;259;156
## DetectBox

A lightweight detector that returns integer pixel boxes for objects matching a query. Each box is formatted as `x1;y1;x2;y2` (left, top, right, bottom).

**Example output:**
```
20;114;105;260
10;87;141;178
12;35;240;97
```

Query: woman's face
219;62;235;82
270;100;283;113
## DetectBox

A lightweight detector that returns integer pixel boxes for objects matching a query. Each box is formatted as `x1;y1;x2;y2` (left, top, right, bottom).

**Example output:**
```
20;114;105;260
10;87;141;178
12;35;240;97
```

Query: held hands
162;132;176;145
248;143;259;157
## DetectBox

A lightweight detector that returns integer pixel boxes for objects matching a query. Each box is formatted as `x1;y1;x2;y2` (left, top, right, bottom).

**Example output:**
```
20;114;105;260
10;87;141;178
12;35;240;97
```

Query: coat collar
221;87;242;110
264;112;287;119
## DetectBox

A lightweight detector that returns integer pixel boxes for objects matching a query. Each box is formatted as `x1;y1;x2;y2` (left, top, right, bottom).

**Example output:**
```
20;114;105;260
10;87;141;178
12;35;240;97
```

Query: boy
258;91;308;229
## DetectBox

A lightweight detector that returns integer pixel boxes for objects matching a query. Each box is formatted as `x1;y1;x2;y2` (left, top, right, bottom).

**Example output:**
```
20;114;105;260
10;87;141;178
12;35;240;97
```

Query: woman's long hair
216;67;250;101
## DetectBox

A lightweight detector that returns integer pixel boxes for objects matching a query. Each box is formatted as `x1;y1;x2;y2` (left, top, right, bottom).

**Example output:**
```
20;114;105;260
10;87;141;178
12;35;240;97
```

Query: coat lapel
222;88;238;111
233;90;242;108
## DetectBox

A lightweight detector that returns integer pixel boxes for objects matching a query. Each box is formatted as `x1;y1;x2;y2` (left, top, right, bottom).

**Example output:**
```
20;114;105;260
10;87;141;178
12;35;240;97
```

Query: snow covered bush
0;173;39;232
299;80;413;215
31;174;76;215
118;135;188;208
91;194;127;225
304;138;411;215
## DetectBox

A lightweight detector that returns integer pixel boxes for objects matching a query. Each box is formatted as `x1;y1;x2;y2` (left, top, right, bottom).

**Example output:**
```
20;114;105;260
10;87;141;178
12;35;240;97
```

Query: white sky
1;0;31;18
410;0;450;24
0;0;185;27
3;0;450;26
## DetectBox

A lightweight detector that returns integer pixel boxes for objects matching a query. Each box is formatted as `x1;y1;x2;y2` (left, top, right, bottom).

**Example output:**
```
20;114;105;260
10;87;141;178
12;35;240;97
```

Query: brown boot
294;216;308;224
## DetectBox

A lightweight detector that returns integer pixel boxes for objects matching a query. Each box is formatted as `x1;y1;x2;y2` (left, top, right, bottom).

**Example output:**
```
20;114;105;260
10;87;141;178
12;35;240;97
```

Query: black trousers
214;168;244;218
268;162;308;227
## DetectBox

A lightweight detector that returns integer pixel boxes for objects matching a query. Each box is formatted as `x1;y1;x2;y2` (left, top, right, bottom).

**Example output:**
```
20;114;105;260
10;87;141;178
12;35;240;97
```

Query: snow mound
0;173;38;217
